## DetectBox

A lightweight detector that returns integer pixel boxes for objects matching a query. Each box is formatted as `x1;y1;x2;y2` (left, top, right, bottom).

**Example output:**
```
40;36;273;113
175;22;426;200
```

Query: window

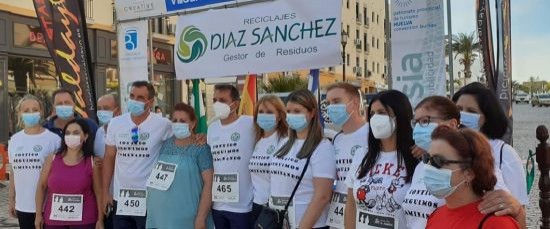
377;14;379;24
377;39;379;49
356;57;359;67
364;33;368;51
347;25;350;34
347;54;350;66
377;63;380;73
356;2;359;18
356;29;360;39
364;60;368;77
329;67;335;72
372;62;375;71
372;37;375;47
347;0;349;9
372;12;375;22
364;8;367;24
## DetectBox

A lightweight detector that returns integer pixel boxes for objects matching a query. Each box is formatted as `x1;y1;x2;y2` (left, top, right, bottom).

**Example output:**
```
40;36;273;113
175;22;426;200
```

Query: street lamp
341;30;348;82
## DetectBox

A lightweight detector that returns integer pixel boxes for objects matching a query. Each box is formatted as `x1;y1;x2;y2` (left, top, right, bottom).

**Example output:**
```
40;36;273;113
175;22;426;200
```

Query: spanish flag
239;74;257;116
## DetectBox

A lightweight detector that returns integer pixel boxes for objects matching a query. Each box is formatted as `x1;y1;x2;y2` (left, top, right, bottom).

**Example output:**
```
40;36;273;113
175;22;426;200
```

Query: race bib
356;208;398;229
270;196;296;229
116;189;147;216
327;192;347;228
49;194;83;221
146;161;177;191
212;173;239;203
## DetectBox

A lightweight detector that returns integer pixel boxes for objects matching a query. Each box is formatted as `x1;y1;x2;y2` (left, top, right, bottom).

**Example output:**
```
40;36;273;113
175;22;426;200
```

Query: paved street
1;104;549;228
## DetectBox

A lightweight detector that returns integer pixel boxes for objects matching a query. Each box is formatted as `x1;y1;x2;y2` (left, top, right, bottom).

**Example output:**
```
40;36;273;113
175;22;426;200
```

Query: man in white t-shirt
102;81;172;229
325;83;369;228
207;84;255;229
94;93;121;229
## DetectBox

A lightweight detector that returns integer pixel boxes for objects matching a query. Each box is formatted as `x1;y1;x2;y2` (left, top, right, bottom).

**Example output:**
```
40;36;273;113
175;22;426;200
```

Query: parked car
532;94;550;107
514;92;530;104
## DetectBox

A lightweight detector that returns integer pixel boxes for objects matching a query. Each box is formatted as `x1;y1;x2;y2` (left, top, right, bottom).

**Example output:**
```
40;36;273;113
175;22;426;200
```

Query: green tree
260;75;308;93
451;32;481;82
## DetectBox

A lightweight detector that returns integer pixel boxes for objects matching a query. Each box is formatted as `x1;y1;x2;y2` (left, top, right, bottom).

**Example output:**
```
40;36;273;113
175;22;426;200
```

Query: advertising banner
114;0;258;21
33;0;97;120
118;20;149;111
496;0;513;144
476;0;496;91
173;0;342;79
390;0;446;107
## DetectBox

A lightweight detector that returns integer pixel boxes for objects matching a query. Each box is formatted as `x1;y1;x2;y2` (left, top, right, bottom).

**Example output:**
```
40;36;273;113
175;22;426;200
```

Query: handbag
254;154;312;229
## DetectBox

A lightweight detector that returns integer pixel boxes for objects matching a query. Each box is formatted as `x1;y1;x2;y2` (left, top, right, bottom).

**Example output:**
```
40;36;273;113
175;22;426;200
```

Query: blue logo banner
165;0;234;12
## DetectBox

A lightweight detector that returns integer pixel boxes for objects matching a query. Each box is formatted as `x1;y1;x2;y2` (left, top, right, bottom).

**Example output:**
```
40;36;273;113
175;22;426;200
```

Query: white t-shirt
207;116;256;213
490;139;529;205
346;150;410;229
8;129;61;212
402;162;445;228
249;132;281;205
333;123;369;194
94;126;107;158
270;139;336;228
105;113;173;200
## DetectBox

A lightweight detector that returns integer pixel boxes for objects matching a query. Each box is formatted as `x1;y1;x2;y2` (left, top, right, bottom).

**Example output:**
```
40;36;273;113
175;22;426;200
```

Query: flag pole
447;0;454;96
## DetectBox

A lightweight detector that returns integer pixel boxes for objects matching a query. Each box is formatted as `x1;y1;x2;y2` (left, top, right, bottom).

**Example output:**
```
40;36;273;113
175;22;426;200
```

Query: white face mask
65;135;82;149
213;102;232;119
369;114;396;140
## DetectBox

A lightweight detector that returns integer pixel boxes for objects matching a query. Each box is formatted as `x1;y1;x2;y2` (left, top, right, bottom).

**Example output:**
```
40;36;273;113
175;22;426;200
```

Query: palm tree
512;80;521;95
260;74;308;93
451;32;481;84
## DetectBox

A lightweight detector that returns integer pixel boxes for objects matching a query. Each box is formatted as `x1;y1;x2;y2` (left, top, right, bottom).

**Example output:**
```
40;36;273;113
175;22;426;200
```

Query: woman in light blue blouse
146;103;214;229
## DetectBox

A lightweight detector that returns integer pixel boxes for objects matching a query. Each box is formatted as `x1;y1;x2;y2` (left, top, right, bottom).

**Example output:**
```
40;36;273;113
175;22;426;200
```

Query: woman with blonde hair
249;95;288;223
8;95;61;229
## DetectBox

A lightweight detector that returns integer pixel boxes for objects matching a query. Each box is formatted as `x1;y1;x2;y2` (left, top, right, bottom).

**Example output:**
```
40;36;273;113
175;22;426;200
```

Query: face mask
286;114;309;132
172;123;191;139
423;164;467;199
369;114;395;140
460;111;481;130
97;110;114;125
56;105;74;120
127;99;146;116
413;123;438;151
64;135;82;149
257;114;277;132
327;103;352;126
22;112;41;127
213;102;232;119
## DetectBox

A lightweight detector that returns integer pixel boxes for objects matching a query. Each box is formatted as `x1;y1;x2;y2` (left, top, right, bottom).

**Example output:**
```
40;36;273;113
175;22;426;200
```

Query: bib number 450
124;200;140;208
217;184;232;193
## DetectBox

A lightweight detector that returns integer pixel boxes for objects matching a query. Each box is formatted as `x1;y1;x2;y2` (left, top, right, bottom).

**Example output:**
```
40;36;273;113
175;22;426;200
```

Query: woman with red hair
425;126;519;228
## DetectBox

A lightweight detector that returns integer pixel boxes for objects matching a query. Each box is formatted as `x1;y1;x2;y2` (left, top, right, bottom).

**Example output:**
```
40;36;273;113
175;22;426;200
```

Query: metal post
148;19;154;81
342;46;346;82
536;125;550;229
447;0;454;96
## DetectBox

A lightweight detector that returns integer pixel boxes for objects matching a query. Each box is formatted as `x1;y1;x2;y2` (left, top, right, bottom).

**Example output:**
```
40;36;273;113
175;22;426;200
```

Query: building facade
0;0;182;143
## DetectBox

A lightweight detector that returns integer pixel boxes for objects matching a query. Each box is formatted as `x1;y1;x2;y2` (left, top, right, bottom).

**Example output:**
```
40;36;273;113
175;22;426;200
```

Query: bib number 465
216;185;232;193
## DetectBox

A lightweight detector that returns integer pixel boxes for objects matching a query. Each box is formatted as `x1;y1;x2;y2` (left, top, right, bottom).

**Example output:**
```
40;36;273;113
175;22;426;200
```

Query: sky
446;0;550;83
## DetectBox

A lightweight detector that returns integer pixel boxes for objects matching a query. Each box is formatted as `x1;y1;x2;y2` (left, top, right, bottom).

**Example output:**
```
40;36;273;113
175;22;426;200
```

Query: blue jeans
212;209;252;229
112;201;146;229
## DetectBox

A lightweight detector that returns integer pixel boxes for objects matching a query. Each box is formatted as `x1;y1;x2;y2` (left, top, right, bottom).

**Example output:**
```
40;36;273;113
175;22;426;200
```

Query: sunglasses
131;126;139;144
422;154;471;169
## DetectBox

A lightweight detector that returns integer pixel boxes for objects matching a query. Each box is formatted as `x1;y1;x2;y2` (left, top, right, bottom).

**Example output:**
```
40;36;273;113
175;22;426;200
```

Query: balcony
353;66;363;77
354;39;362;51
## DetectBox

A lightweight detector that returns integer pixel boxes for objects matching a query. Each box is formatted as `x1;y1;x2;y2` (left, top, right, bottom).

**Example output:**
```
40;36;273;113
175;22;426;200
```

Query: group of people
7;80;528;229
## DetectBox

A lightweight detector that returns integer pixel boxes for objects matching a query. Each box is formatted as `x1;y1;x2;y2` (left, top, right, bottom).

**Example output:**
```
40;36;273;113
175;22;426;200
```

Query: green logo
177;26;208;63
267;145;276;155
231;133;240;142
351;145;361;156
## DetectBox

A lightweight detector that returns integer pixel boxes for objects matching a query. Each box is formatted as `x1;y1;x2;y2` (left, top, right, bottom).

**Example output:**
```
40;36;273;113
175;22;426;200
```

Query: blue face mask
460;111;481;130
327;103;351;126
55;105;74;120
286;114;309;132
22;112;41;127
423;163;466;199
127;99;146;116
413;123;438;151
257;114;277;132
97;110;114;125
172;123;191;139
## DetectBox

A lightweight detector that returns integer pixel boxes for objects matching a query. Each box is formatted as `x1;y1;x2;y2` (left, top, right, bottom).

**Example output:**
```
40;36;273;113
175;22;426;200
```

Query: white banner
390;0;446;107
118;20;149;111
114;0;258;21
174;0;342;79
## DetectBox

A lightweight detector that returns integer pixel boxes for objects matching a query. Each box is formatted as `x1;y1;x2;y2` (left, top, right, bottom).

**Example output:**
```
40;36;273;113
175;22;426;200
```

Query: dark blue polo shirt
43;115;99;139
